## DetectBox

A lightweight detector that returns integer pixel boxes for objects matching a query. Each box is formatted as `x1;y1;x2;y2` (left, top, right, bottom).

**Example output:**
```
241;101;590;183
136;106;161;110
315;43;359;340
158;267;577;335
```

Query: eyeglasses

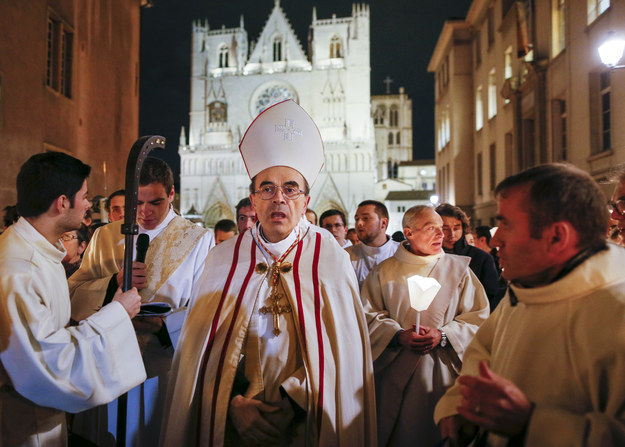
609;200;625;216
61;234;78;242
254;184;305;200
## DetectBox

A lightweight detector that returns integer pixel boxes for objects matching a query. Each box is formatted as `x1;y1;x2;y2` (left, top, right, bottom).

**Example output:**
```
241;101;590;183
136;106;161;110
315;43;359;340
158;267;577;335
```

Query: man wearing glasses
319;209;351;248
162;100;376;447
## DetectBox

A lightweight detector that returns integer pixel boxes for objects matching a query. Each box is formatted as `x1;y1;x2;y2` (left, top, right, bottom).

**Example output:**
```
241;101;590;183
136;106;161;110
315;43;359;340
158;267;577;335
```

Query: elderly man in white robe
160;100;376;447
68;157;214;446
0;152;145;447
436;164;625;446
361;205;489;447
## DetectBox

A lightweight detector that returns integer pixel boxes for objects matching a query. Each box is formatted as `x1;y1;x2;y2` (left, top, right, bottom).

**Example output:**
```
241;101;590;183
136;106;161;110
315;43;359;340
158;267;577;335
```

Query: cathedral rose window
251;82;298;115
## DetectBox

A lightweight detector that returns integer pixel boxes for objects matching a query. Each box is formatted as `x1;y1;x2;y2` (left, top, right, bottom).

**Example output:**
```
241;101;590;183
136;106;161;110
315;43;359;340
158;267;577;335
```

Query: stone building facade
429;0;625;226
0;0;143;209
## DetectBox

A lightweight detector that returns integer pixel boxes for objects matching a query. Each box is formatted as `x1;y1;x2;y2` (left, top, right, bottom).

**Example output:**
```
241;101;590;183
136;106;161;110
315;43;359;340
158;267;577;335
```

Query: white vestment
346;236;399;288
435;244;625;446
68;208;213;446
0;218;145;447
362;244;489;447
160;220;377;447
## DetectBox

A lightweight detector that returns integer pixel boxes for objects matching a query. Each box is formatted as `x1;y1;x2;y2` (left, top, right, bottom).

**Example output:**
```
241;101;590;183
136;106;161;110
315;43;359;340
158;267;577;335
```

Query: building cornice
428;20;470;72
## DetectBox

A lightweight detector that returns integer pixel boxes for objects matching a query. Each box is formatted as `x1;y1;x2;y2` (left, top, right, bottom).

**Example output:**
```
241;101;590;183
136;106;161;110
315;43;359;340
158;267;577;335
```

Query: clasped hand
398;324;442;354
229;395;295;446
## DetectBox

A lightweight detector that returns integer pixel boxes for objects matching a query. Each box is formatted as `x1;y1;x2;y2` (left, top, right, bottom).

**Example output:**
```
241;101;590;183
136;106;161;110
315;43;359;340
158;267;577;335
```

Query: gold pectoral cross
258;262;292;336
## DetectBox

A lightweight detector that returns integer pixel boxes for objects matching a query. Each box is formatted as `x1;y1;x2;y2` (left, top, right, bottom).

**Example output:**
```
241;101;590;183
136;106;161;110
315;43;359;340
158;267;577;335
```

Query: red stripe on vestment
312;233;324;436
292;238;307;353
208;239;257;445
195;232;244;446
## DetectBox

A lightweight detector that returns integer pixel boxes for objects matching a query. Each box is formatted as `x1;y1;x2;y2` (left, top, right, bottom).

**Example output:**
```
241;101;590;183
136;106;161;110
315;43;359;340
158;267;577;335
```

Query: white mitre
239;99;325;187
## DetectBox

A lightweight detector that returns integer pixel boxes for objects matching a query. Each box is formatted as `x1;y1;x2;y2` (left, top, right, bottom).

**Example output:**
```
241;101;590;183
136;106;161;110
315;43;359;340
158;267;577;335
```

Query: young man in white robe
361;205;489;447
436;164;625;446
0;152;145;447
160;100;376;447
346;200;399;288
319;209;351;248
68;157;214;446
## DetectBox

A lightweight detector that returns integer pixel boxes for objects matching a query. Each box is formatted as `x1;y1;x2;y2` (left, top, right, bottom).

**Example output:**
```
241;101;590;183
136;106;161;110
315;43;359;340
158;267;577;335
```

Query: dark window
475;30;482;67
219;46;229;68
46;14;73;98
487;8;495;46
390;107;399;127
273;37;282;61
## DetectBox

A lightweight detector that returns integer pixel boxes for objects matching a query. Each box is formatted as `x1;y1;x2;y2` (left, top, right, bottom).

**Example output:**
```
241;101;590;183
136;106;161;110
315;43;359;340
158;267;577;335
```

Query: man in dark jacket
436;204;505;310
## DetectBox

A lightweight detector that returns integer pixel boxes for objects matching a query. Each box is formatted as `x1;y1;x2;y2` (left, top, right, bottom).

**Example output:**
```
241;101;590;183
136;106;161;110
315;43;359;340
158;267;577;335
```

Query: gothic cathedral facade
179;2;375;226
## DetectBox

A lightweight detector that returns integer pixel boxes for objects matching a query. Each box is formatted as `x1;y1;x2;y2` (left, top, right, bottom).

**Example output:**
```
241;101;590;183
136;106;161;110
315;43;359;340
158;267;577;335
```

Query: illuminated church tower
180;1;374;225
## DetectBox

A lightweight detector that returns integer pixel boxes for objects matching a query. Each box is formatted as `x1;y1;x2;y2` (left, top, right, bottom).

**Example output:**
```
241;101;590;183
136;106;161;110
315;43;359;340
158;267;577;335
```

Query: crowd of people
2;99;625;447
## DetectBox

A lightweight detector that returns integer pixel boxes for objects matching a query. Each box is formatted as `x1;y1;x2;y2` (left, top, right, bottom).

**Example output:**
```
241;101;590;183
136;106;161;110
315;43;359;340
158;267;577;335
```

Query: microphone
136;233;150;263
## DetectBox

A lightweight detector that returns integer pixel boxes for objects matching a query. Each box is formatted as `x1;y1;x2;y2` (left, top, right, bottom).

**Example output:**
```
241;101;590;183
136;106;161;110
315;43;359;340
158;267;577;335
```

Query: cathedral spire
179;126;186;146
312;6;317;22
240;14;244;29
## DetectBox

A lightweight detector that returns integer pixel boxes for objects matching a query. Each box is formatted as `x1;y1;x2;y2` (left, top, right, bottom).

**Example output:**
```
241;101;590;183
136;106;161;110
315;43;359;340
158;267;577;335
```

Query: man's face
250;166;310;243
354;205;387;245
474;235;491;252
404;208;444;256
137;182;174;230
321;214;347;245
490;186;553;285
465;233;475;246
61;230;86;263
237;205;256;233
65;180;91;231
305;210;317;226
347;229;359;245
610;180;625;236
441;216;463;249
215;229;236;245
109;195;125;222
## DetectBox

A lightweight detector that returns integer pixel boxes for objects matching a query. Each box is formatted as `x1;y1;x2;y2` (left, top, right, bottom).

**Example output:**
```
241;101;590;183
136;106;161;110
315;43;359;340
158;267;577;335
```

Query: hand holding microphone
116;234;149;289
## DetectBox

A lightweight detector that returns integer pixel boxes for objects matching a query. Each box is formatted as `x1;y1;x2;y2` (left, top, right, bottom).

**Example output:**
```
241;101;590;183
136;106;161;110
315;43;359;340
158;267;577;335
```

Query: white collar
253;223;299;263
138;207;176;240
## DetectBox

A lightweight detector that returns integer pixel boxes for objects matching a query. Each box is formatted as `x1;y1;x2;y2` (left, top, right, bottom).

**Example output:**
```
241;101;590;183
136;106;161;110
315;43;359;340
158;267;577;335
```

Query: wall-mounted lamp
598;31;625;69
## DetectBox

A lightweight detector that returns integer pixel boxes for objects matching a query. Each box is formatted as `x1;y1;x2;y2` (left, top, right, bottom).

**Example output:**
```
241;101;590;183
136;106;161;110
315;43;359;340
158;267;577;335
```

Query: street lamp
598;31;625;69
429;195;440;206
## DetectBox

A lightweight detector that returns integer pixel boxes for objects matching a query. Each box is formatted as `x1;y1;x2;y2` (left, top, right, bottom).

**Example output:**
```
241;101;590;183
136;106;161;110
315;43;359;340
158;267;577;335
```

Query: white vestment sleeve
361;266;403;360
1;271;146;413
442;269;490;360
280;367;308;410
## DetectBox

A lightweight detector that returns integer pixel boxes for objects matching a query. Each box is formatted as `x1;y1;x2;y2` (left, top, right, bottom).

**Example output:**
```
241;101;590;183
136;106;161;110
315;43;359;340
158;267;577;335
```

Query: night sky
139;0;471;186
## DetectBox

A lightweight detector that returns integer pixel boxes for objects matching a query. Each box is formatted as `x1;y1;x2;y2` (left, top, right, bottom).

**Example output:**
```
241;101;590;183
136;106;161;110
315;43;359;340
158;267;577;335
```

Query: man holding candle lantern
361;204;489;447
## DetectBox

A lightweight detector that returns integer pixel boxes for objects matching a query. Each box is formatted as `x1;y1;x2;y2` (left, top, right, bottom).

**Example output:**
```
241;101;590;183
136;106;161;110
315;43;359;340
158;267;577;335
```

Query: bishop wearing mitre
160;100;376;446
